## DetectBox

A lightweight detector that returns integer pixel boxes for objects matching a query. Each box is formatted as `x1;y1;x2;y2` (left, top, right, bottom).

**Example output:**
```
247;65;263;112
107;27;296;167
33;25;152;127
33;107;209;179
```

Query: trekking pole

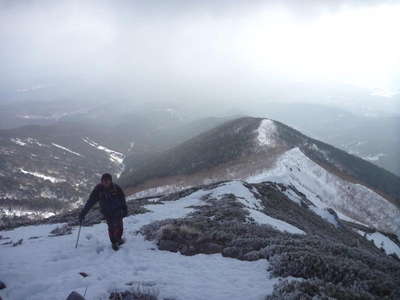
75;221;82;248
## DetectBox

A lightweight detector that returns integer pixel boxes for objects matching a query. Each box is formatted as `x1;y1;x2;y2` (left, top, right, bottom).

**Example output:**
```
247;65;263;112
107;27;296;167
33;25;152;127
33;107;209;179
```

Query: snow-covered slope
247;147;400;235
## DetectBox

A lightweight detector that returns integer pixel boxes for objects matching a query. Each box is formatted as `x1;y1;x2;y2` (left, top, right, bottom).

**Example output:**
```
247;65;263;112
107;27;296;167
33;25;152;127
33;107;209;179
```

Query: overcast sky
1;0;399;107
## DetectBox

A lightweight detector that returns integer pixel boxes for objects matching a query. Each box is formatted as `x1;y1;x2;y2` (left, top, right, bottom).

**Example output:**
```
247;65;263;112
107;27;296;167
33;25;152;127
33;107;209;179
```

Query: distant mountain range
2;114;400;299
1;100;399;237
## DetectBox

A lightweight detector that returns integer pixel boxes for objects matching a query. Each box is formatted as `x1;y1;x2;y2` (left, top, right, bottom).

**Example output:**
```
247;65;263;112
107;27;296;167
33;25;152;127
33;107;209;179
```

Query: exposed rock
242;250;263;261
222;246;242;259
158;240;179;252
197;242;223;254
49;224;73;237
12;239;23;247
79;272;89;278
66;291;85;300
109;289;158;300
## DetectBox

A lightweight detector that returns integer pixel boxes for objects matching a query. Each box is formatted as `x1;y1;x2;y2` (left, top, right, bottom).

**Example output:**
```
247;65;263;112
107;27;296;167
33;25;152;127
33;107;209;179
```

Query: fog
1;0;399;114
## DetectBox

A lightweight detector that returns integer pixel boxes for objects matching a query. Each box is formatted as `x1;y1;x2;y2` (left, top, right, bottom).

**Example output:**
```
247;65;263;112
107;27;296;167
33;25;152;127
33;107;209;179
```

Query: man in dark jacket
79;173;127;251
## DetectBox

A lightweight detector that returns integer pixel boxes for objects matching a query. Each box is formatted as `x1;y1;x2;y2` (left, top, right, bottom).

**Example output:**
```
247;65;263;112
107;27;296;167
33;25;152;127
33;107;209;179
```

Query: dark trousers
106;217;124;244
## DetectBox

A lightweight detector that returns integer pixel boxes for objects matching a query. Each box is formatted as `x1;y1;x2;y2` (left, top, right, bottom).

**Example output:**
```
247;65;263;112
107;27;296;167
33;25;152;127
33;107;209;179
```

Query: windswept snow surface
247;147;400;236
0;197;278;300
52;143;82;157
19;168;65;183
256;119;277;147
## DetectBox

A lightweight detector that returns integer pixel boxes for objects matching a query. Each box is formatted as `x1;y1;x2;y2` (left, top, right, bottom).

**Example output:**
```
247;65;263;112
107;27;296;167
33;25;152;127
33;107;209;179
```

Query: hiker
79;173;128;251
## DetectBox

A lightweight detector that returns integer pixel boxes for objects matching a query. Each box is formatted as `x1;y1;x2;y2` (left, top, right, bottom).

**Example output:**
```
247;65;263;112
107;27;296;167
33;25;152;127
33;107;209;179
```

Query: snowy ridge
256;119;277;147
202;181;305;234
247;147;400;236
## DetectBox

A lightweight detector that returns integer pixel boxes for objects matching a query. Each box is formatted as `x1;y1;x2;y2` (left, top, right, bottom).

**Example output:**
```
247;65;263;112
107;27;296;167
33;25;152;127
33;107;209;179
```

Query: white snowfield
247;147;400;236
256;119;277;147
0;196;279;300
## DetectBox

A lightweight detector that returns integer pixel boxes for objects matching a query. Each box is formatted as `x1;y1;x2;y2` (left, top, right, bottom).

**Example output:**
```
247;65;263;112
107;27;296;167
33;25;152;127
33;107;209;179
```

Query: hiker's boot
118;238;125;246
112;242;119;251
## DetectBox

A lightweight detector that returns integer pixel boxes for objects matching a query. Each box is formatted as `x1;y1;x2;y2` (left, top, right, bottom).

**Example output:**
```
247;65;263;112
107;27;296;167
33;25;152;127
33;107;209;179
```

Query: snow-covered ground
247;147;400;236
0;195;279;300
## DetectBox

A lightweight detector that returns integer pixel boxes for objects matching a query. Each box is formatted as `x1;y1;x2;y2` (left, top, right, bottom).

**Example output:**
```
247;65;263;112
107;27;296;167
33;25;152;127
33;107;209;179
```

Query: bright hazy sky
0;0;399;100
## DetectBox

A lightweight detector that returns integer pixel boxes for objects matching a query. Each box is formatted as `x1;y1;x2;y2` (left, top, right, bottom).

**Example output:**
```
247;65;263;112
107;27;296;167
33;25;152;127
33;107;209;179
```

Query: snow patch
358;231;400;257
11;138;26;146
82;137;124;165
310;207;339;227
1;208;55;218
19;168;65;183
52;143;82;157
256;119;277;147
362;153;385;162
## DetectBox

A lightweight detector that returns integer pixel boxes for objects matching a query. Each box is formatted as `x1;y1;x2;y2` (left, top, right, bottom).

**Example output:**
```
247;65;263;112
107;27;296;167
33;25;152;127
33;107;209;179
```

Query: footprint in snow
96;245;105;254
